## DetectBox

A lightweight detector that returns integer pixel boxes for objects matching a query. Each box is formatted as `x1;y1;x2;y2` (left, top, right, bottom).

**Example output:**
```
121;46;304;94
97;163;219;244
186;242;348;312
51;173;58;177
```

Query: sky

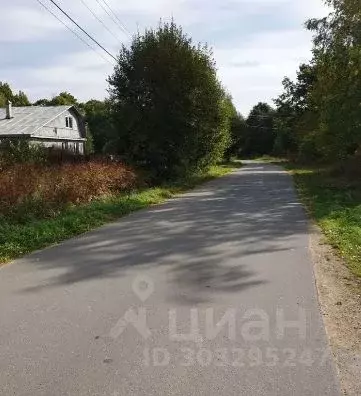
0;0;329;115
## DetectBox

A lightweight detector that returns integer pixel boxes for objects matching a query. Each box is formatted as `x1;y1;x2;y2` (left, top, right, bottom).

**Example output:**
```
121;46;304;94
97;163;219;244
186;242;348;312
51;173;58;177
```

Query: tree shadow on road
20;163;308;304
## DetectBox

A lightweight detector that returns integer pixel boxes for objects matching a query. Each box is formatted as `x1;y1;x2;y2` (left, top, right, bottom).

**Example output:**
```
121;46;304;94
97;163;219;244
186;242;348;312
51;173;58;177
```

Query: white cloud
26;50;113;101
215;28;316;114
0;5;63;42
0;0;330;114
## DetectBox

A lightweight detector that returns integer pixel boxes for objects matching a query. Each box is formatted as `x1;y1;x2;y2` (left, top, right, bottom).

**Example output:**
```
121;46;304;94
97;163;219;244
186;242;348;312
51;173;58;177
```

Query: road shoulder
310;224;361;395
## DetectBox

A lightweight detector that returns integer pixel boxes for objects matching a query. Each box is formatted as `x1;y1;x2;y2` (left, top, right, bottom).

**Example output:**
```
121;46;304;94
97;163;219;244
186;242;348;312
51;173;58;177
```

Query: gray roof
0;106;76;137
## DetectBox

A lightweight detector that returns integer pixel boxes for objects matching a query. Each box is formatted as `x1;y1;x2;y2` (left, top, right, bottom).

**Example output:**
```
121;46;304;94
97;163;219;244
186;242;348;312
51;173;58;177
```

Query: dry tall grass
0;161;137;217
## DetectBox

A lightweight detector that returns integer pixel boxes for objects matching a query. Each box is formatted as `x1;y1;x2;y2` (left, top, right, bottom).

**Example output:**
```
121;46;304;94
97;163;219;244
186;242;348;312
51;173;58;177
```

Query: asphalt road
0;162;341;395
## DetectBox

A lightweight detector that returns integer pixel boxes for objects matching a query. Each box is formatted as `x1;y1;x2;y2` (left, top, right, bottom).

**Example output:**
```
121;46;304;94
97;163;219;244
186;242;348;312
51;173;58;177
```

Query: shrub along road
0;162;340;395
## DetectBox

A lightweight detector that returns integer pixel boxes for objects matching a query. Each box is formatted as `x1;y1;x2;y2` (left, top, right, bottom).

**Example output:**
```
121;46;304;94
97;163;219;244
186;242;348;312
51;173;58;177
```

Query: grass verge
284;162;361;277
251;155;288;163
0;162;241;264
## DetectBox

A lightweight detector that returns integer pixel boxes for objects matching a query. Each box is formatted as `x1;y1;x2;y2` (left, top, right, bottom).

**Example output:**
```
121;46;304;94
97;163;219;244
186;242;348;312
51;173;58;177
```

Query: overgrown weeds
0;161;240;263
0;161;137;221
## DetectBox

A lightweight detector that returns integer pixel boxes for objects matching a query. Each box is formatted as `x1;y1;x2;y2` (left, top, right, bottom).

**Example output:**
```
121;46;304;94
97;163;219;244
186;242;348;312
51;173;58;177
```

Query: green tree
49;92;78;106
0;82;14;102
85;128;95;155
222;94;241;161
13;91;31;106
244;102;276;156
271;0;361;162
224;103;247;160
0;82;30;106
0;93;5;107
84;100;114;153
108;21;230;180
34;98;51;106
306;0;361;159
273;63;317;156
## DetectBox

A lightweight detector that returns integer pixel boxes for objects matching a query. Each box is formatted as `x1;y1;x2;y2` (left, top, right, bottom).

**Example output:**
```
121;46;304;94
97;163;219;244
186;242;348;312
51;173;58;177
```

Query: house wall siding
29;139;84;154
34;109;83;140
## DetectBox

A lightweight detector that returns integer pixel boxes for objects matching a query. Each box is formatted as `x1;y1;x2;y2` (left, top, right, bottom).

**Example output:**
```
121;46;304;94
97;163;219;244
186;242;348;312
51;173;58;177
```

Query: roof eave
0;134;32;138
31;136;86;142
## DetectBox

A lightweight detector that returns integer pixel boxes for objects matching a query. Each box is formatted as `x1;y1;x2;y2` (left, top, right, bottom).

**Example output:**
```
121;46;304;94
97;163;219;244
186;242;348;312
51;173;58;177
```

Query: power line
94;0;131;38
78;0;123;43
46;0;117;61
35;0;114;65
100;0;131;36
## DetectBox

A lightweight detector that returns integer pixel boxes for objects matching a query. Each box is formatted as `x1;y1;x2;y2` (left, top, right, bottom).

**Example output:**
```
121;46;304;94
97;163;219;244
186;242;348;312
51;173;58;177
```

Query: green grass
285;162;361;277
0;162;241;264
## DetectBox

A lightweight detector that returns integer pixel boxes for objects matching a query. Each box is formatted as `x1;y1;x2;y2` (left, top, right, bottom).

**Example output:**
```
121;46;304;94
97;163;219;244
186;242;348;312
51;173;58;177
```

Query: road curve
0;162;341;395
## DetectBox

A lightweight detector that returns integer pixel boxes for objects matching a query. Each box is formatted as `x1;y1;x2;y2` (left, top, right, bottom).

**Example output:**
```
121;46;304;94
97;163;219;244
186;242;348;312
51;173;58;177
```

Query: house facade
0;102;86;154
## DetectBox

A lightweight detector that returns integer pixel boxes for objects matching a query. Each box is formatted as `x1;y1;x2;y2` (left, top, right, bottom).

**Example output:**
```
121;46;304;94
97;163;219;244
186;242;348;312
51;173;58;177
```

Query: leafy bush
0;139;48;168
297;134;322;163
0;161;137;220
327;154;361;180
0;141;92;168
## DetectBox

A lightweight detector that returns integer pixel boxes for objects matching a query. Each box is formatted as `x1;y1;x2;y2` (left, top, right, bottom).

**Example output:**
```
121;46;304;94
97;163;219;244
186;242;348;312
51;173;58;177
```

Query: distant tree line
216;0;361;163
4;1;356;177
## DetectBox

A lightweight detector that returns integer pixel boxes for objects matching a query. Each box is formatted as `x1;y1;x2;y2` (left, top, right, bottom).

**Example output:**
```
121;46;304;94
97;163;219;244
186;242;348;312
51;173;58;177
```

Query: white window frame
65;116;73;129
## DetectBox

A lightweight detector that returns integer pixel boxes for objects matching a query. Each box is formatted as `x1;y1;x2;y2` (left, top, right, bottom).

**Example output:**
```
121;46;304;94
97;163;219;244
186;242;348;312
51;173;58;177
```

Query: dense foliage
225;113;247;160
0;139;48;167
273;0;361;162
108;21;231;180
34;92;78;107
243;103;276;157
83;100;114;153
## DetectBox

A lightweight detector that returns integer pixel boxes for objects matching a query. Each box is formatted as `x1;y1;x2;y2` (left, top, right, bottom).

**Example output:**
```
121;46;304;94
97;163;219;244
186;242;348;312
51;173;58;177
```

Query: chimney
5;101;12;119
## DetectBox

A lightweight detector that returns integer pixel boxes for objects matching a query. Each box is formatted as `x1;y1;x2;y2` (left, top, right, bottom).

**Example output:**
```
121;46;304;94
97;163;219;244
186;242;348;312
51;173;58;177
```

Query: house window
65;116;73;129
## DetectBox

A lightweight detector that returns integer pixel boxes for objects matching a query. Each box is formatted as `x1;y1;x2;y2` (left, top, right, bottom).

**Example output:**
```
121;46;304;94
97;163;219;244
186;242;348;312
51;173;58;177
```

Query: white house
0;102;86;154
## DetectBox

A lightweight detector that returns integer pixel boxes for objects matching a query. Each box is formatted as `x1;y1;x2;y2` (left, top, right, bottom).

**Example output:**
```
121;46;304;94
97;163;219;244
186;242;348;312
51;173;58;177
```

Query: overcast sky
0;0;329;115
